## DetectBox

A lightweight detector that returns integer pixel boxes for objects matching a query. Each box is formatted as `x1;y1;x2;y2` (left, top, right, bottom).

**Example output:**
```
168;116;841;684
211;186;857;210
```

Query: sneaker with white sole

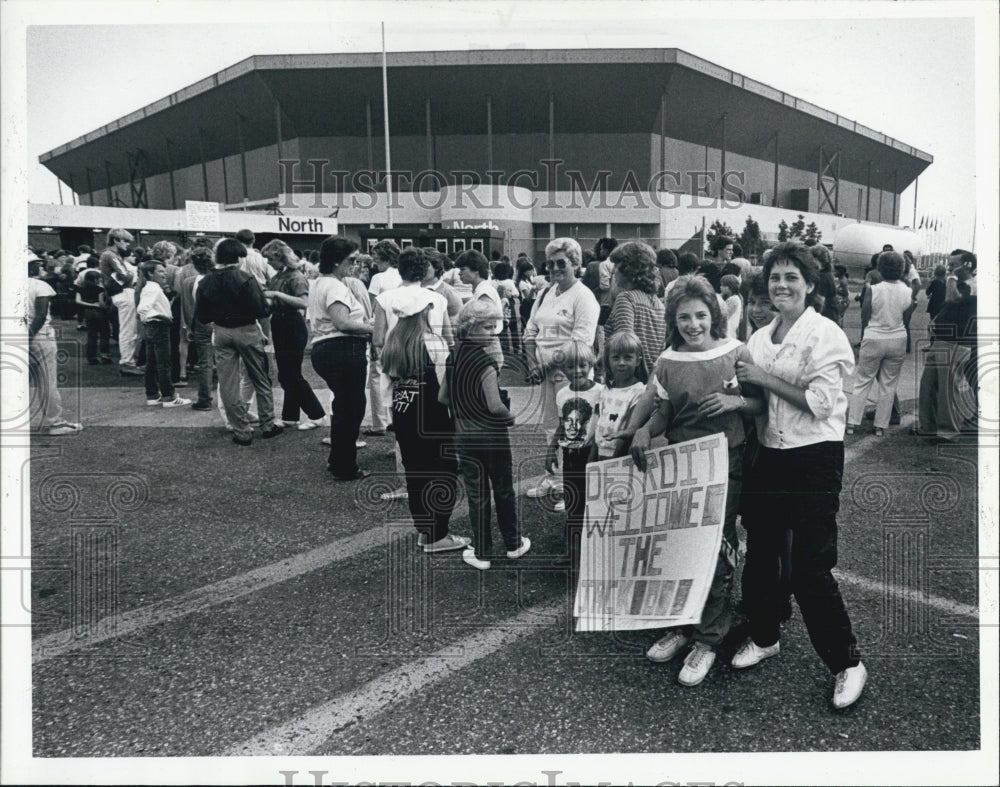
46;421;83;436
355;440;367;448
678;642;716;686
832;661;867;709
731;638;780;669
462;547;491;570
146;398;162;406
416;533;427;548
161;396;192;408
298;417;326;430
423;533;472;553
278;420;299;428
526;475;562;498
506;537;531;559
553;496;566;513
646;630;690;663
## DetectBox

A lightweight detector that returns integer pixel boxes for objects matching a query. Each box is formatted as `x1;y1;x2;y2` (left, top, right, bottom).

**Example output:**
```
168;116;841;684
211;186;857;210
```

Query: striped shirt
605;289;666;373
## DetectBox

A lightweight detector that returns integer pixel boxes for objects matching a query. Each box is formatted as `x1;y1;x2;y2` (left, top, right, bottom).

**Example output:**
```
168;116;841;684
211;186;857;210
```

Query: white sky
9;1;997;253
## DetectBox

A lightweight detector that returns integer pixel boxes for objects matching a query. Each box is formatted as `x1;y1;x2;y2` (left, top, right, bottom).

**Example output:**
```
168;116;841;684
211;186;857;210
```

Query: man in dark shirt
195;238;282;445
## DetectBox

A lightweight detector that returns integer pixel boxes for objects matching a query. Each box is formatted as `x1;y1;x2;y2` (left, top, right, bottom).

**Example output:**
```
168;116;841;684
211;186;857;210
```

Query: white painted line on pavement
833;568;979;619
31;526;399;663
225;600;562;756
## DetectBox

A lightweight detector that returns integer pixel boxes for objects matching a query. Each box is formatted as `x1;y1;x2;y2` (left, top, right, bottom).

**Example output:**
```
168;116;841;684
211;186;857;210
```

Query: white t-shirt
376;285;449;339
523;281;601;369
309;276;366;343
368;267;402;299
724;295;743;340
866;280;912;340
593;381;646;457
22;278;56;337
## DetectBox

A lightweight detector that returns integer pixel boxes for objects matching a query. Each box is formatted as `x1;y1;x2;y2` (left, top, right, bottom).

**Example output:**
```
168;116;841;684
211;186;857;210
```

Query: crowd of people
22;227;980;710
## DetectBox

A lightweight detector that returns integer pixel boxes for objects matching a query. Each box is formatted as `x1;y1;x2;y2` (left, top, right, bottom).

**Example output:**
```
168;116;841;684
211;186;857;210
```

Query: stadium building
34;48;931;263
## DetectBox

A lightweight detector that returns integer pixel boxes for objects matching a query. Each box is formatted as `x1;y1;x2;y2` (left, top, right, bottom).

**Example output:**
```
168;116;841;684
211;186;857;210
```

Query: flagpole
381;22;393;229
911;176;918;228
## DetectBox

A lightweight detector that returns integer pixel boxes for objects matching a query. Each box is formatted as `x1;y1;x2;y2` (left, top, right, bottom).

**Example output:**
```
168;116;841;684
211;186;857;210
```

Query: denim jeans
454;421;520;558
271;313;324;422
213;323;276;440
191;325;214;405
311;336;368;477
142;320;174;401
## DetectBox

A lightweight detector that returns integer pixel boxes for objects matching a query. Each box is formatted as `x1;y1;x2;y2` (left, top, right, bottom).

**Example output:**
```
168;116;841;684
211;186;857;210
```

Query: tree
777;219;790;242
706;219;735;254
804;222;823;246
788;214;806;240
739;215;766;259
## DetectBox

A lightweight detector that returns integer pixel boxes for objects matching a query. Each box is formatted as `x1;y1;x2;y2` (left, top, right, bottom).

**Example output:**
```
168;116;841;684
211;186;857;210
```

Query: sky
8;0;1000;254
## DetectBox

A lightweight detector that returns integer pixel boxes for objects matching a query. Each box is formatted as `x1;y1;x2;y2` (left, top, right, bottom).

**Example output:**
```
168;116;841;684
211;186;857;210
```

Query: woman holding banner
733;241;867;710
629;275;763;687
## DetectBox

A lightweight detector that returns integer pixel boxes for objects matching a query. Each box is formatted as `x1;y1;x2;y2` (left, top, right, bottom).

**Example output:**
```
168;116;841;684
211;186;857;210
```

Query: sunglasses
546;258;570;270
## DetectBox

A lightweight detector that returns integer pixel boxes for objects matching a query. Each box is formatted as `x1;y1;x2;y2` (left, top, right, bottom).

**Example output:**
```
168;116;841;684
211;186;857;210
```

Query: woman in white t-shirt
846;251;913;436
308;237;374;481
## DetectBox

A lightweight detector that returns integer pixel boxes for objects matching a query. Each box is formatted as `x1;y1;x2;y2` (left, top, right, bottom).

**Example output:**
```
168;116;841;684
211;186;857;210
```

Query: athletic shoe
873;427;885;437
248;415;261;426
261;425;284;439
278;420;300;428
731;639;780;669
424;533;472;553
646;630;690;663
506;537;532;559
298;418;326;431
678;642;716;686
526;475;559;498
462;547;490;570
321;437;332;446
355;440;367;448
832;662;868;709
120;364;143;377
46;421;83;436
553;496;566;513
147;398;162;406
363;427;386;436
232;435;252;446
191;401;213;411
162;396;192;408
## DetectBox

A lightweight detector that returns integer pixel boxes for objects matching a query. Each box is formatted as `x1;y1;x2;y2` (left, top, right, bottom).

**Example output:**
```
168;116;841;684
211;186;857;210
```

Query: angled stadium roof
39;48;932;195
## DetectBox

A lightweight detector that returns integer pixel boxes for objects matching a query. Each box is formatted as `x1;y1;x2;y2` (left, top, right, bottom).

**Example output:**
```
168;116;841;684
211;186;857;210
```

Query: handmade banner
573;433;728;632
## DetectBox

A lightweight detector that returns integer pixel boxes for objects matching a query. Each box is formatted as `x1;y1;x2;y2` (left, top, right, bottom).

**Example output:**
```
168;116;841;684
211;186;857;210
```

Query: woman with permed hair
605;241;666;373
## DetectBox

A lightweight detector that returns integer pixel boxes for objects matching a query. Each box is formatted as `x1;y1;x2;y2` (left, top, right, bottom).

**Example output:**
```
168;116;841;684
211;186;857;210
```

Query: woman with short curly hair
605;241;666;374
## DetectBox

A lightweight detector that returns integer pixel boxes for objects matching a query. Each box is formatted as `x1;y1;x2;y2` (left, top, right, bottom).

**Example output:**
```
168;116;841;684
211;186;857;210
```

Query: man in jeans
195;238;282;446
179;247;216;411
99;228;143;376
137;260;191;409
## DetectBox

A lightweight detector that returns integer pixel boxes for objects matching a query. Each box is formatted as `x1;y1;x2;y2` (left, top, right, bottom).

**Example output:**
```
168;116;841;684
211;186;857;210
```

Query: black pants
170;297;182;382
741;441;860;674
84;306;110;360
562;446;590;561
142;320;174;401
392;382;458;543
272;314;325;422
311;337;367;478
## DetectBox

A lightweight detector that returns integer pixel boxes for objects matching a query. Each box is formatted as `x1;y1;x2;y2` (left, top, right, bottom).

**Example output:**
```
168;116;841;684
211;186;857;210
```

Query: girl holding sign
733;241;867;710
629;275;763;687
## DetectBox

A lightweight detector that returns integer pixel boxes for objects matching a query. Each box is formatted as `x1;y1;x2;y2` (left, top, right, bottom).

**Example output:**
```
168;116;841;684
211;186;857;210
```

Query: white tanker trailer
831;223;925;276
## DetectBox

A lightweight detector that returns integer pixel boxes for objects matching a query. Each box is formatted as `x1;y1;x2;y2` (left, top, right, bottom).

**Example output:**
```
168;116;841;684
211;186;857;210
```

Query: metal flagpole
382;22;393;229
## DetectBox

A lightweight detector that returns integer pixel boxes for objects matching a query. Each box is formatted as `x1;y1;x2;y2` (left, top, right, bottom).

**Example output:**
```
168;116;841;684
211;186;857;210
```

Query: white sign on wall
185;201;221;232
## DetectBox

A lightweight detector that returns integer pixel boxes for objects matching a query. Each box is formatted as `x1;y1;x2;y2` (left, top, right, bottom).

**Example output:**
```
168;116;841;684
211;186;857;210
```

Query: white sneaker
506;537;531;559
278;420;299;428
646;630;690;663
146;398;162;406
424;533;471;553
553;496;566;513
355;440;367;449
462;547;491;570
162;396;192;408
46;421;83;436
832;661;868;709
298;418;324;430
731;638;780;669
678;642;716;686
321;437;331;445
526;475;560;498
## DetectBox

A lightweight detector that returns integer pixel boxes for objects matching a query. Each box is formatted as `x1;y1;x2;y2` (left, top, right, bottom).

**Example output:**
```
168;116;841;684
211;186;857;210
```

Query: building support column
68;173;78;206
104;161;113;205
221;152;230;205
236;113;249;203
486;94;493;174
425;97;434;171
197;128;210;202
866;160;873;221
165;138;178;210
892;169;898;224
772;131;779;207
548;91;555;190
720;112;727;199
660;90;667;176
85;167;94;206
366;97;374;173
